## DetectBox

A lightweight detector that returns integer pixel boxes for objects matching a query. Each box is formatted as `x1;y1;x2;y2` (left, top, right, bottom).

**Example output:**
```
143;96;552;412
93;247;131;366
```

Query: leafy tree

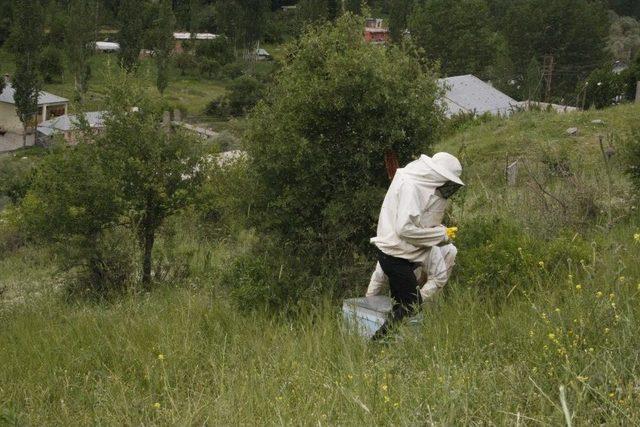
66;0;94;98
581;67;625;109
388;0;412;42
608;0;640;20
97;77;204;286
9;0;44;147
153;0;176;95
118;0;144;72
500;0;609;99
245;14;443;249
213;0;243;51
409;0;496;77
226;75;264;116
195;36;235;65
199;57;220;78
39;45;64;84
297;0;329;24
174;52;198;75
608;14;640;62
19;76;205;290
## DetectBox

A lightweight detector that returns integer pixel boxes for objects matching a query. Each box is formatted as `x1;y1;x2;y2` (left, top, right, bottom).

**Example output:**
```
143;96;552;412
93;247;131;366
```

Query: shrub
245;14;443;253
39;45;64;84
454;217;591;298
581;67;626;109
219;61;244;80
226;75;265;116
204;98;228;118
174;52;198;76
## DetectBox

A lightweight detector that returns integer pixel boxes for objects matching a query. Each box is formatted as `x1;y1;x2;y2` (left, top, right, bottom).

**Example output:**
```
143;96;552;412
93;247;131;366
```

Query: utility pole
542;54;555;103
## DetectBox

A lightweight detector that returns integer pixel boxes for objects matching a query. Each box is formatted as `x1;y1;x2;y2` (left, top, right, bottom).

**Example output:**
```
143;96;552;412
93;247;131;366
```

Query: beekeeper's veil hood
398;152;464;193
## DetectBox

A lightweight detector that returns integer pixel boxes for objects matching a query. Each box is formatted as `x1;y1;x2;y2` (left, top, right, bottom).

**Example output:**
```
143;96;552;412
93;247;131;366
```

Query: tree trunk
22;122;27;147
141;224;155;288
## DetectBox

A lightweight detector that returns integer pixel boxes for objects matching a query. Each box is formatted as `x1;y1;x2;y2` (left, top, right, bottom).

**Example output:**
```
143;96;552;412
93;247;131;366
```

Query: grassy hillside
2;105;640;424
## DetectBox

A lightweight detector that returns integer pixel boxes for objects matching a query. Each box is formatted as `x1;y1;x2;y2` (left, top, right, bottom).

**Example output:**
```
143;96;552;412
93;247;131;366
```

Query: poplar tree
9;0;44;147
118;0;144;72
154;0;175;95
66;0;94;100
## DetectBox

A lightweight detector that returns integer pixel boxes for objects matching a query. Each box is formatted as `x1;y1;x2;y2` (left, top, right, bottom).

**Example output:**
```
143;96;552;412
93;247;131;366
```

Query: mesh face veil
437;181;462;199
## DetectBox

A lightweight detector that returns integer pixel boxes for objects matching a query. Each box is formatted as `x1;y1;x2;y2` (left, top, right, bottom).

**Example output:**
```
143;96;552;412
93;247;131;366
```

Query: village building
364;18;390;44
0;79;69;152
95;41;120;53
173;32;218;53
37;111;105;145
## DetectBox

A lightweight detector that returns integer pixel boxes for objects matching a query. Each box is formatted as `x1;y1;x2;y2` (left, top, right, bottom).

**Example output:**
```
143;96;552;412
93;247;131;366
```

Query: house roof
37;111;105;136
438;74;518;118
0;82;68;106
173;32;218;40
95;41;120;51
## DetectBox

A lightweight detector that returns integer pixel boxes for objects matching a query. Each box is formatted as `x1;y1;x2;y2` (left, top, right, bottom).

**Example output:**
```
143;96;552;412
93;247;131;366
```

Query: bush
581;67;625;109
219;61;244;80
174;52;198;76
204;98;228;118
454;217;591;298
245;14;443;252
39;45;64;84
226;75;265;116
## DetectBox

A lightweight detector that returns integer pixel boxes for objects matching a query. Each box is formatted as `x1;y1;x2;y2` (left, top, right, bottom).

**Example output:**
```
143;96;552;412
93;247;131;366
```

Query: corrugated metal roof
37;111;105;135
438;75;518;118
173;32;218;40
0;82;68;105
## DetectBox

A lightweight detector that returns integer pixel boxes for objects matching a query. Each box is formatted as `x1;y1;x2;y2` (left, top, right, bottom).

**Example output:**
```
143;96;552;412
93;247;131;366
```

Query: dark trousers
372;249;422;340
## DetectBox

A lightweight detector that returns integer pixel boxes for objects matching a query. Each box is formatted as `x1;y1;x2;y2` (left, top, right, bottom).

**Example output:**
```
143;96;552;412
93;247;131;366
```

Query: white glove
420;280;440;302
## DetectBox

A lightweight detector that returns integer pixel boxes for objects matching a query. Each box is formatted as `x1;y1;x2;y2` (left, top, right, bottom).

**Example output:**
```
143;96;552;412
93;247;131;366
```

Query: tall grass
2;227;640;424
2;104;640;424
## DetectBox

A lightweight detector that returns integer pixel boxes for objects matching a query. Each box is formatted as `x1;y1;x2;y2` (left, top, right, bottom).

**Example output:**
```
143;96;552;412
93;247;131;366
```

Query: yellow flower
596;291;603;298
609;293;615;300
538;261;545;268
634;233;640;242
618;276;625;283
589;347;594;352
384;396;390;403
609;392;615;398
548;333;556;340
529;330;534;337
446;227;458;240
347;374;353;380
575;284;582;290
153;402;161;409
393;402;400;408
555;308;560;313
604;328;610;333
157;354;165;361
381;384;388;391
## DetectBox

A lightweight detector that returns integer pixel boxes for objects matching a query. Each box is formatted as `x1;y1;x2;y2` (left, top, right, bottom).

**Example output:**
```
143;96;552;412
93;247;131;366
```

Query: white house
0;81;69;130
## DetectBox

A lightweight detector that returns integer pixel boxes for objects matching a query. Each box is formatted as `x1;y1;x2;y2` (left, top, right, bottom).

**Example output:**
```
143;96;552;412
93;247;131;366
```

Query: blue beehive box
342;296;393;338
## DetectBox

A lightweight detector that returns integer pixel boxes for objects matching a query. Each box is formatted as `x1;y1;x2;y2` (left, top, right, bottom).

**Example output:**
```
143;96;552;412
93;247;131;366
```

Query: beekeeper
367;152;463;338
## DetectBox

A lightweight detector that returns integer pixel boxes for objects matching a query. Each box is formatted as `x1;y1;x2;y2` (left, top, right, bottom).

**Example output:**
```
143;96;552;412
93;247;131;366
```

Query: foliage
498;0;609;99
582;67;626;109
38;45;63;84
226;75;265;116
195;36;235;66
118;0;144;72
173;52;198;76
608;13;640;62
0;156;37;205
9;0;44;147
388;0;412;42
409;0;496;77
96;76;205;285
153;0;176;95
623;126;640;194
65;0;94;98
246;14;443;250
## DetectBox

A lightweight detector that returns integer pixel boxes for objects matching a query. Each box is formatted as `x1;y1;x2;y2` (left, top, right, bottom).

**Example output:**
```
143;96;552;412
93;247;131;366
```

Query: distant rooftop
0;82;68;106
173;32;218;40
438;75;518;118
37;111;105;136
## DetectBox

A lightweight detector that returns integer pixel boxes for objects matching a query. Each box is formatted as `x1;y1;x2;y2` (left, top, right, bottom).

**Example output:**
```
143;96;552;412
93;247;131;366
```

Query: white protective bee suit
367;153;463;302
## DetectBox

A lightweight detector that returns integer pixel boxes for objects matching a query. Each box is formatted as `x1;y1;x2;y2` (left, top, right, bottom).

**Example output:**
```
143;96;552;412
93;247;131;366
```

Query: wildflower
381;384;388;391
529;330;534;337
548;333;556;340
153;402;161;409
618;277;625;283
538;261;545;268
384;396;390;403
589;347;594;352
611;302;617;309
157;354;165;361
604;328;610;333
555;308;561;313
615;315;621;321
575;284;582;290
577;375;589;382
634;233;640;242
609;293;615;300
393;402;400;408
609;392;615;398
596;291;603;298
276;396;283;401
347;374;353;380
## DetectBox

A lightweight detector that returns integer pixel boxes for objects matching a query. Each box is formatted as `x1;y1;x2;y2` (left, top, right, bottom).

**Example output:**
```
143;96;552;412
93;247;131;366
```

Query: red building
364;18;390;44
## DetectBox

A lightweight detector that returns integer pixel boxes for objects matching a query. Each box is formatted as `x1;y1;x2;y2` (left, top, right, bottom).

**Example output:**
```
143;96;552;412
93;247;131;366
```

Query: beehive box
342;296;393;338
